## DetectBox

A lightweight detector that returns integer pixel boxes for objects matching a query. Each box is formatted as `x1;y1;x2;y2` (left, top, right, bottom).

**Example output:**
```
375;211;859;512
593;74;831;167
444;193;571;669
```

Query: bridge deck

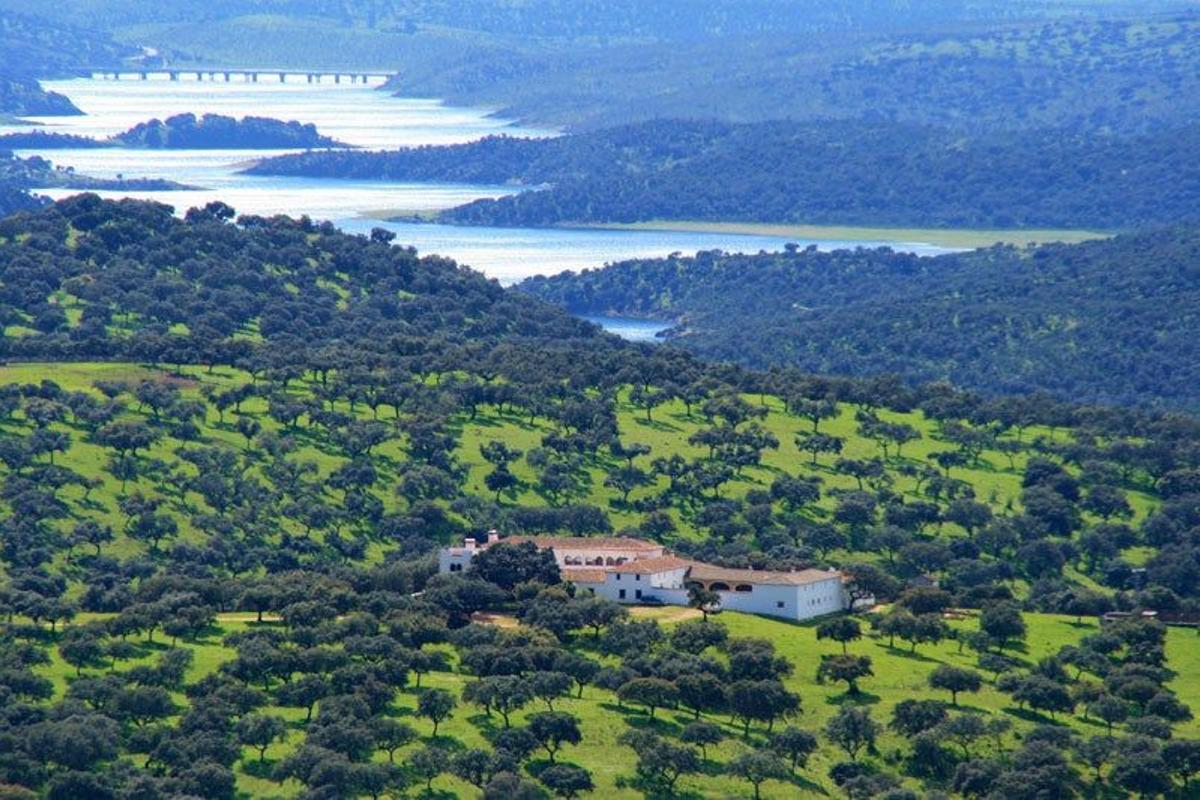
91;69;392;84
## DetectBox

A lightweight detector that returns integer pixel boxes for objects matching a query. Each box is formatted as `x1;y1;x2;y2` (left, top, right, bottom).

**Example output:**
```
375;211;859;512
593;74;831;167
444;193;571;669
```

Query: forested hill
0;195;610;370
516;225;1200;412
0;11;133;117
0;76;79;117
248;120;1200;230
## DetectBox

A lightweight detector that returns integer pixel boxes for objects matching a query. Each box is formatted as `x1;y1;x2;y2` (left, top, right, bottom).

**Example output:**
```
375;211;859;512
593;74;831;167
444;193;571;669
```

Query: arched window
709;582;730;592
734;584;753;593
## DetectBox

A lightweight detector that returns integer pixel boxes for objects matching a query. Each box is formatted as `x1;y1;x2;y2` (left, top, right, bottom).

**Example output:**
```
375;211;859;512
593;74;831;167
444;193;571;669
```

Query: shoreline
359;211;1111;249
576;221;1111;249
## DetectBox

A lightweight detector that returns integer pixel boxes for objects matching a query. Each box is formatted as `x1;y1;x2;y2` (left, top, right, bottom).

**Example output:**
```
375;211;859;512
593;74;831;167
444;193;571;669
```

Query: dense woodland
0;197;1197;798
252;120;1200;230
517;227;1200;412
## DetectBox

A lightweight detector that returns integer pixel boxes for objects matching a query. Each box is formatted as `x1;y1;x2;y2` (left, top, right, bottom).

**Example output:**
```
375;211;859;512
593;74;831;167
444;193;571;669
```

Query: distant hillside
0;9;131;76
0;75;79;117
7;1;1177;47
4;3;1197;131
0;10;133;117
516;226;1200;411
248;120;1200;230
0;151;194;193
391;13;1200;133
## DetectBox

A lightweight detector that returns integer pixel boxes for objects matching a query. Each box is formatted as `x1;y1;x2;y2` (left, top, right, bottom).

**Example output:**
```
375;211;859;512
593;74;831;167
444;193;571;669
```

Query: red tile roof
611;556;693;575
506;535;662;551
687;564;840;586
562;568;608;584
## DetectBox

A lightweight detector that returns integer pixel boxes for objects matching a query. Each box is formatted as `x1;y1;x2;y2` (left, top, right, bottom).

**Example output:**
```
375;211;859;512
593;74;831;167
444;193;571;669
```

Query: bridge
90;69;394;85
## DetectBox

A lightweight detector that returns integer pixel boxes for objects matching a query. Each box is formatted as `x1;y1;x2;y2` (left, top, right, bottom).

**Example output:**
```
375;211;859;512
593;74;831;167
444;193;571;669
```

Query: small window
635;589;642;599
776;601;785;609
636;574;641;581
615;574;621;581
619;589;626;600
449;563;462;572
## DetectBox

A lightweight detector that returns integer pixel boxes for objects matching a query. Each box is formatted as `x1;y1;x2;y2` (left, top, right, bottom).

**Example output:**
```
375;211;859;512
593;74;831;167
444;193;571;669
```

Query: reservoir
580;316;673;343
2;76;961;311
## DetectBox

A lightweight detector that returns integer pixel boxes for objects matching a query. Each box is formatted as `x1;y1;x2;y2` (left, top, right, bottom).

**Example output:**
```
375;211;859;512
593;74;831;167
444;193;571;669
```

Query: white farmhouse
438;533;848;623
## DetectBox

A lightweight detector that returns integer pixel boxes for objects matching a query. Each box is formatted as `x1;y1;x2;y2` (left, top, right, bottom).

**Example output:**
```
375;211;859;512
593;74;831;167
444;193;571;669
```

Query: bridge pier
89;67;390;84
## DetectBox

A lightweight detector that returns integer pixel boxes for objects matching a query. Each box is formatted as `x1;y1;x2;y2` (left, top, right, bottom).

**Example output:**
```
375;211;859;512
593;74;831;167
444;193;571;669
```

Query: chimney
487;529;500;544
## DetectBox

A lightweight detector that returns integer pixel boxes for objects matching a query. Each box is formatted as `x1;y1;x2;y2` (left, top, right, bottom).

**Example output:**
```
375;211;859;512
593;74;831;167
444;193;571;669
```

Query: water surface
5;76;963;285
581;315;673;343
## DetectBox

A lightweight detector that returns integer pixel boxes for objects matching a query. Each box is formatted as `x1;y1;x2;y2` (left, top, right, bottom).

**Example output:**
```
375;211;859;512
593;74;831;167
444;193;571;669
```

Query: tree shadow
826;690;882;706
240;758;279;779
787;773;830;795
632;417;682;433
466;712;503;736
413;789;458;800
875;644;942;664
422;735;467;753
457;414;505;431
625;778;705;800
1075;716;1111;732
77;498;110;513
1061;620;1097;630
526;758;590;779
622;713;683;737
1003;707;1067;726
667;710;704;727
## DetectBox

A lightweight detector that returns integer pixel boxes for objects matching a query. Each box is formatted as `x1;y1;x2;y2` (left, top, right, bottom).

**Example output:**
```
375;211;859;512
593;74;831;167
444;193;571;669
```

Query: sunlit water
5;76;540;221
4;76;963;325
580;316;673;343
